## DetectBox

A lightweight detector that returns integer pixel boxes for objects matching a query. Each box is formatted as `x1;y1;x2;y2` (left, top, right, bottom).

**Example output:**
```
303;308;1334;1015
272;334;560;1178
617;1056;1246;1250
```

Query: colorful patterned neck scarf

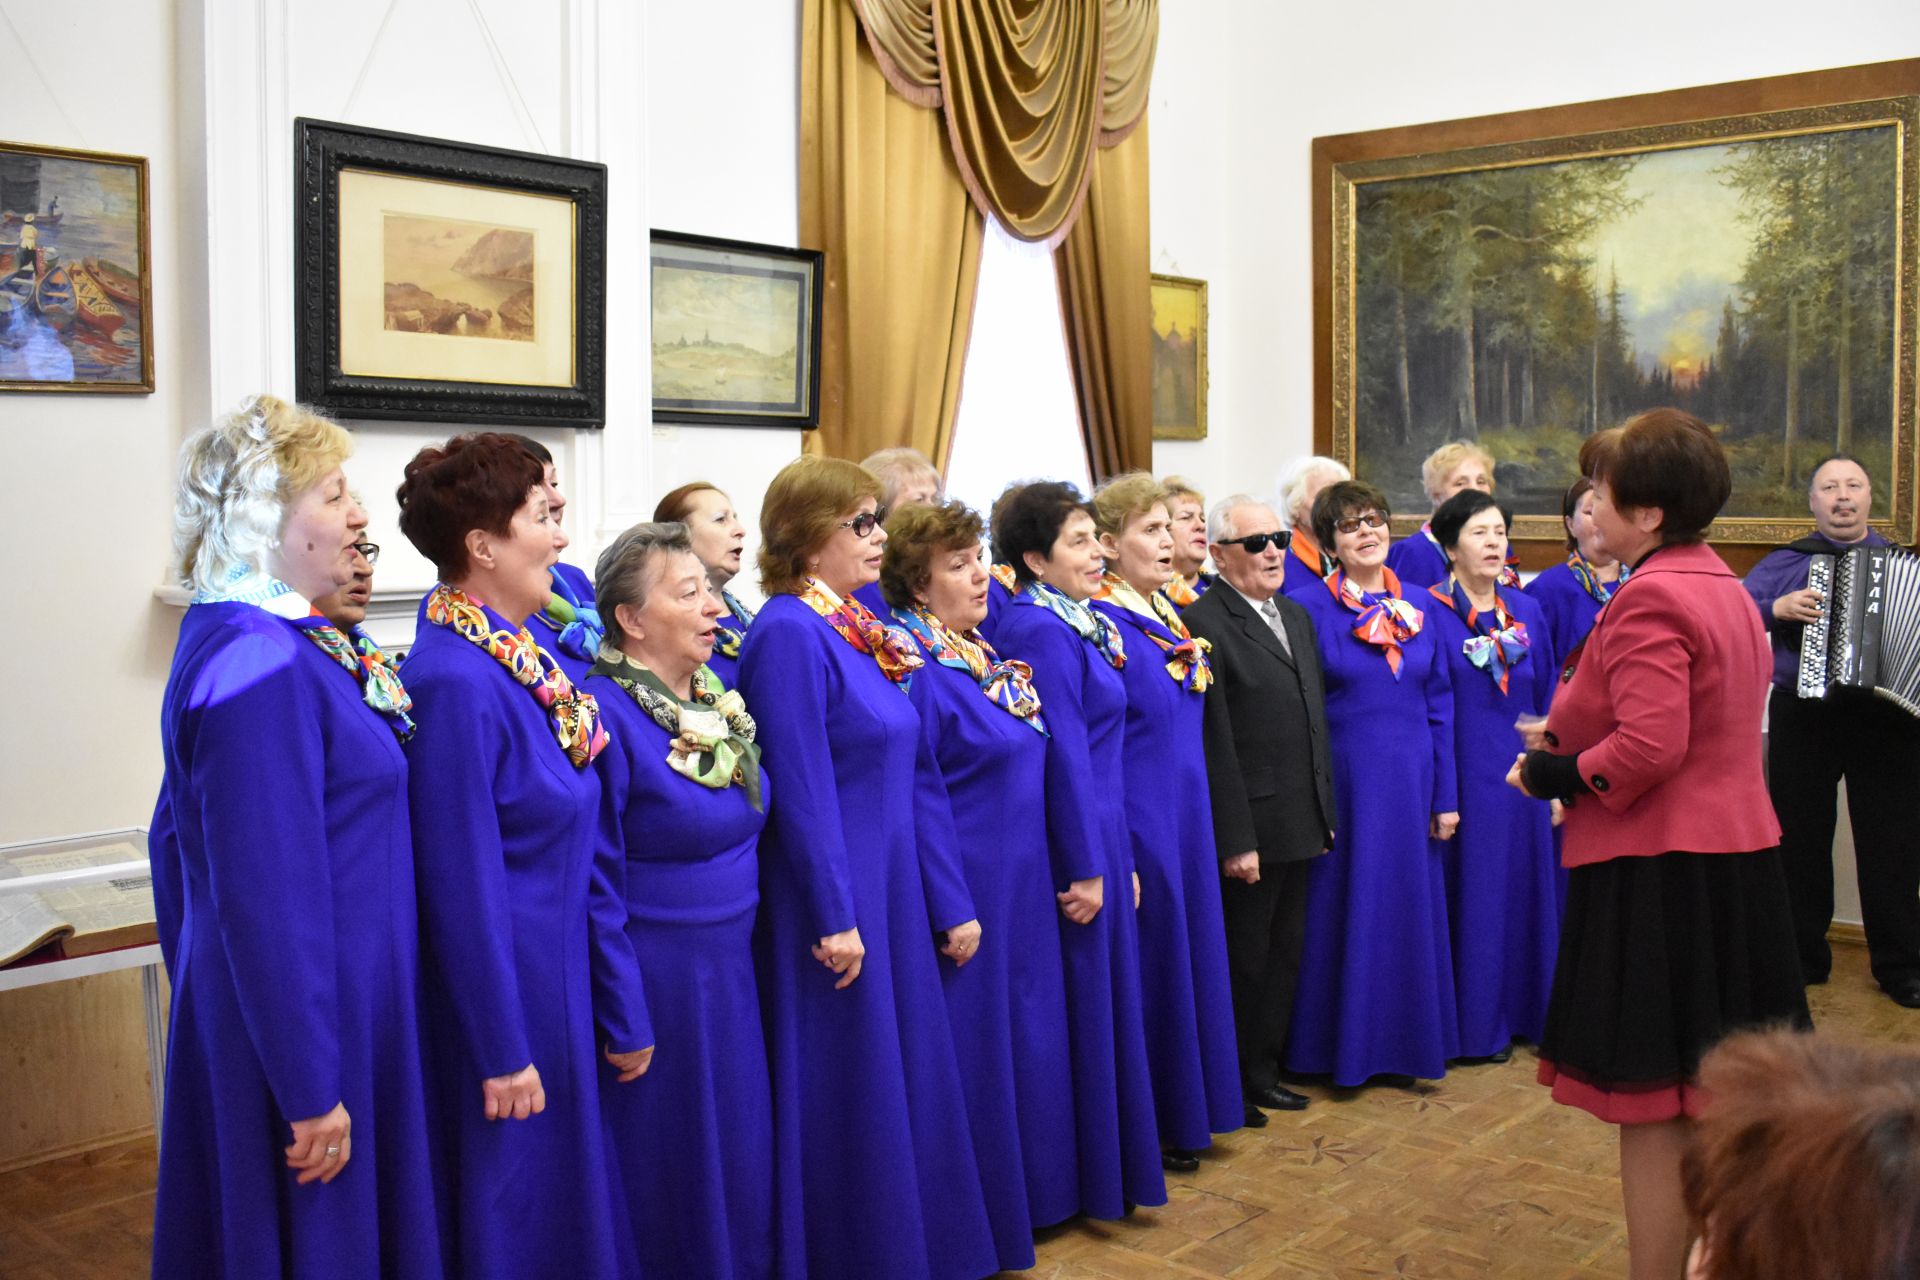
589;646;762;811
1163;572;1212;610
1430;577;1530;695
1026;581;1127;669
713;589;757;659
1289;527;1336;580
289;612;416;740
896;605;1046;733
425;583;607;767
1567;552;1627;606
1423;522;1522;589
1091;574;1213;692
797;578;923;689
539;568;605;663
989;563;1022;597
1326;566;1423;679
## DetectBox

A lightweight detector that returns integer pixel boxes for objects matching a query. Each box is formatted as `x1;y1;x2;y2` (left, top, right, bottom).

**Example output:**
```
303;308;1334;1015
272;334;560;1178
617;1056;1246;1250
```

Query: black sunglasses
352;541;380;565
1220;531;1283;554
839;512;880;538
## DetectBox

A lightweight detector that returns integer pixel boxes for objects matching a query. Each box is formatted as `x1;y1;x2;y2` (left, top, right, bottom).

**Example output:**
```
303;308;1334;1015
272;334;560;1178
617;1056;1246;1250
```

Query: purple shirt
1742;529;1889;689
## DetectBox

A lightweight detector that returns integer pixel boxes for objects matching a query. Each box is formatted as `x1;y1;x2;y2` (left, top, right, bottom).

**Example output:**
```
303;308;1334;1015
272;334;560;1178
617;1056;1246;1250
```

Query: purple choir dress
1086;588;1243;1149
1423;583;1560;1057
154;599;441;1278
979;570;1018;642
590;673;775;1279
1282;575;1462;1083
527;560;601;684
1283;552;1331;597
705;589;755;690
401;609;649;1280
991;590;1167;1217
897;610;1079;1257
737;592;997;1280
1384;526;1450;589
1523;559;1617;673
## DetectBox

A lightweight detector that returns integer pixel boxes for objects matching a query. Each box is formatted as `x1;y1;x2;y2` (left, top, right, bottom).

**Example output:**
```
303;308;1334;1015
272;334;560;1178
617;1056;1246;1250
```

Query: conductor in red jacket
1509;409;1808;1280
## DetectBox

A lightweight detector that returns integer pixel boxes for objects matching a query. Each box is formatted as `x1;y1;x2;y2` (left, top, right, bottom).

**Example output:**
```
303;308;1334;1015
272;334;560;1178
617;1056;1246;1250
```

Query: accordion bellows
1796;545;1920;717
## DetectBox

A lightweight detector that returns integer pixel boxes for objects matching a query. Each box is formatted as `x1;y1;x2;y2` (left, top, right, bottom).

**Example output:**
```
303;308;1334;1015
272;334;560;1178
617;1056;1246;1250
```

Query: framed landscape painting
0;140;153;394
650;230;822;429
1313;60;1919;550
1151;273;1208;441
295;119;606;427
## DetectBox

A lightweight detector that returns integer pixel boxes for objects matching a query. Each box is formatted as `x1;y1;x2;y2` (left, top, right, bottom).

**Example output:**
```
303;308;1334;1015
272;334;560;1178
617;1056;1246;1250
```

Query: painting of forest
1351;125;1900;520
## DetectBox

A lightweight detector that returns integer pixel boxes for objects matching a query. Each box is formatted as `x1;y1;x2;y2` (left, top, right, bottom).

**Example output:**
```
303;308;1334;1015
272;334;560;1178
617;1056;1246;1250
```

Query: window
943;218;1091;521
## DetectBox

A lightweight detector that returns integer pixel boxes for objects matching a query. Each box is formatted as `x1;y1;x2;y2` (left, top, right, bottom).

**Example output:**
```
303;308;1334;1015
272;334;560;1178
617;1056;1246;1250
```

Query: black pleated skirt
1537;847;1811;1123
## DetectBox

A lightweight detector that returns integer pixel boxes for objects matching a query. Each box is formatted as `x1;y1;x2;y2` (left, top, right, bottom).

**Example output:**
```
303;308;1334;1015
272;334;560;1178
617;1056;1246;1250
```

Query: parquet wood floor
3;940;1913;1279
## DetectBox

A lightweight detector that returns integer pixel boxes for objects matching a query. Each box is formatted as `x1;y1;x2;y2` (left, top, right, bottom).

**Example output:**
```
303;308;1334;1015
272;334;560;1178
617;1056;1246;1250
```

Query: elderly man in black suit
1183;495;1336;1121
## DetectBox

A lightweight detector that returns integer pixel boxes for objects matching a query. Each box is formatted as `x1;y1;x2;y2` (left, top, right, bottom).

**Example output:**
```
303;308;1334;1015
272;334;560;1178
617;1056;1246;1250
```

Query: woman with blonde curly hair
153;394;440;1277
736;454;994;1280
1087;472;1243;1170
1386;440;1518;589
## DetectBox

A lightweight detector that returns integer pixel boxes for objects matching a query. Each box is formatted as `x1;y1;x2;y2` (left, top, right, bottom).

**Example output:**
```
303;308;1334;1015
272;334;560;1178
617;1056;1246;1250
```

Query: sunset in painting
1351;126;1898;519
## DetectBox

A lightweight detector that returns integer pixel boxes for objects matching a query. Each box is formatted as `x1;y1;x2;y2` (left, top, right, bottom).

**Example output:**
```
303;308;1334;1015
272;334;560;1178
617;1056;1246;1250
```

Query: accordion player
1742;454;1920;1010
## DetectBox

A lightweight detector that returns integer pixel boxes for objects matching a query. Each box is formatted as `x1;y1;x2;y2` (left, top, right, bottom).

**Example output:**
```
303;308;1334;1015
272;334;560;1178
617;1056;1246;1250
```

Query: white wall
0;1;195;845
1148;0;1919;517
644;0;809;608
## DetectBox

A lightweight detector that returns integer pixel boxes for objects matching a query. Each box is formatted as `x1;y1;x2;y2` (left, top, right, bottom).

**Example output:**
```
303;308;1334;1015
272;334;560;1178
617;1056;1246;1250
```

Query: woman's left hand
1132;872;1142;909
941;919;983;966
1430;811;1460;840
605;1044;654;1083
1549;798;1565;827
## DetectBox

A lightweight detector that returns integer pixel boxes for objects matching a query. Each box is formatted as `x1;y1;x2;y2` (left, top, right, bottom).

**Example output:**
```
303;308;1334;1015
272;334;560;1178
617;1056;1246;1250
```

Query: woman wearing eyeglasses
1283;479;1462;1086
990;480;1167;1220
1422;489;1560;1066
735;456;995;1280
1087;473;1242;1172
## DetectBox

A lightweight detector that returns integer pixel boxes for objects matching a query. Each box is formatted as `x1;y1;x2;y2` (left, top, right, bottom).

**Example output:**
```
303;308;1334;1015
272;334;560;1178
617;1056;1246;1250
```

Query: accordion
1795;544;1920;716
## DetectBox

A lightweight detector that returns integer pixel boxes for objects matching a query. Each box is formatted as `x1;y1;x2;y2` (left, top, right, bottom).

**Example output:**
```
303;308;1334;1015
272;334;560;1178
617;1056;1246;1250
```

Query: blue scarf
1025;581;1127;669
1430;577;1530;695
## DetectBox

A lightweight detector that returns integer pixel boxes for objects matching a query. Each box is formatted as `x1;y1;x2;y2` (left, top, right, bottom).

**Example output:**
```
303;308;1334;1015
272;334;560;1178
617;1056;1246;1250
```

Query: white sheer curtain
944;218;1092;520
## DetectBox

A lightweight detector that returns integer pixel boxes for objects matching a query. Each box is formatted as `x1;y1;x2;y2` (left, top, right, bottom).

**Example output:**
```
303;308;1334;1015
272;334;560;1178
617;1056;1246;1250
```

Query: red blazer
1544;541;1780;867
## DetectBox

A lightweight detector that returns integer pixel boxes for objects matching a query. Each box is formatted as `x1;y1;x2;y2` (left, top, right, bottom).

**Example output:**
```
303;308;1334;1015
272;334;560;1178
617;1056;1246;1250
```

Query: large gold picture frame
1313;60;1919;562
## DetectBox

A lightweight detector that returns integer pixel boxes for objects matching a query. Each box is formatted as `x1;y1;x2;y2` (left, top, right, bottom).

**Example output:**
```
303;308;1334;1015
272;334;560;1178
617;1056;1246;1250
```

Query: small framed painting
650;230;823;429
0;140;153;394
1151;272;1208;441
294;119;606;427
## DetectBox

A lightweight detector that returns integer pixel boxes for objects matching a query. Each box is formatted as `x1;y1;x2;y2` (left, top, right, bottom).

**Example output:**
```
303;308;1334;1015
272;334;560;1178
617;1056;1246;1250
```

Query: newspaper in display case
0;836;157;966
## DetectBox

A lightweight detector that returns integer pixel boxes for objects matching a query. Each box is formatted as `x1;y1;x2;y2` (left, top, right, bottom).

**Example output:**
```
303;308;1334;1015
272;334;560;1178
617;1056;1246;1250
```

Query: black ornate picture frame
295;118;606;427
650;229;823;429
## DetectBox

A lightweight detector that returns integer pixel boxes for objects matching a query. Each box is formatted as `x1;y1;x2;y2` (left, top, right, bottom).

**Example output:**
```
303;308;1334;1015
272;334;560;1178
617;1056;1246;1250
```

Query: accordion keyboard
1796;554;1835;699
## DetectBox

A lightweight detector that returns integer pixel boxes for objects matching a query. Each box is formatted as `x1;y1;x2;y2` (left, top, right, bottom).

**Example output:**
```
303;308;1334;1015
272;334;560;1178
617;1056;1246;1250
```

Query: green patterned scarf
589;645;762;811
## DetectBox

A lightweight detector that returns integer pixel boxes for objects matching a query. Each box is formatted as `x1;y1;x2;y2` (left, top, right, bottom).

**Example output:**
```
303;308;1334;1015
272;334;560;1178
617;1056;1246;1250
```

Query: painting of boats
0;142;152;392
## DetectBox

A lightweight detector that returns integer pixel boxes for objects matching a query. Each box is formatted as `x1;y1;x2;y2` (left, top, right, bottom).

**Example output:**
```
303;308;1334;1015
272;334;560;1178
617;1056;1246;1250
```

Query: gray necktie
1259;596;1294;658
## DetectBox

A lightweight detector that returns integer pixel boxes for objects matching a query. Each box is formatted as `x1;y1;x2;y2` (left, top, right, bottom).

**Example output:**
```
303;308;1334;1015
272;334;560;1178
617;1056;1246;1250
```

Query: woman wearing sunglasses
1282;480;1463;1087
735;456;995;1280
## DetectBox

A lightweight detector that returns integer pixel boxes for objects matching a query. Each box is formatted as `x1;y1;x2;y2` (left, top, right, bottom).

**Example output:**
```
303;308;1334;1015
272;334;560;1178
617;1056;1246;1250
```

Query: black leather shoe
1241;1103;1269;1128
1161;1148;1200;1172
1249;1084;1309;1111
1452;1045;1513;1066
1885;978;1920;1009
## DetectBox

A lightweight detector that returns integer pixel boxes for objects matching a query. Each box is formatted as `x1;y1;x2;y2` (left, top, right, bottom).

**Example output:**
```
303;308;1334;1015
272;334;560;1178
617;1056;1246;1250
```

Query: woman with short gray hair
584;522;777;1279
154;394;441;1277
1276;455;1350;594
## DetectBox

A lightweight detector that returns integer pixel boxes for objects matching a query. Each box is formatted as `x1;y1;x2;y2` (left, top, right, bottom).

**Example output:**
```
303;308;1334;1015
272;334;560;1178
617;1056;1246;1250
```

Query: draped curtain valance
850;0;1157;245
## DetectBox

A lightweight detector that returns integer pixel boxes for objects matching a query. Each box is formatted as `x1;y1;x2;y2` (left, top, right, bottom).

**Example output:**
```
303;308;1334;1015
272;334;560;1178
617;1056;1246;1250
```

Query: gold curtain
805;0;1155;468
850;0;1155;241
801;0;985;466
1055;117;1152;481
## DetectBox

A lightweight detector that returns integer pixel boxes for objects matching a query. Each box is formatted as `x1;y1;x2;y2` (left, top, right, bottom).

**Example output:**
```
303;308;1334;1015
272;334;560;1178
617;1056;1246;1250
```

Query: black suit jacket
1184;580;1336;865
